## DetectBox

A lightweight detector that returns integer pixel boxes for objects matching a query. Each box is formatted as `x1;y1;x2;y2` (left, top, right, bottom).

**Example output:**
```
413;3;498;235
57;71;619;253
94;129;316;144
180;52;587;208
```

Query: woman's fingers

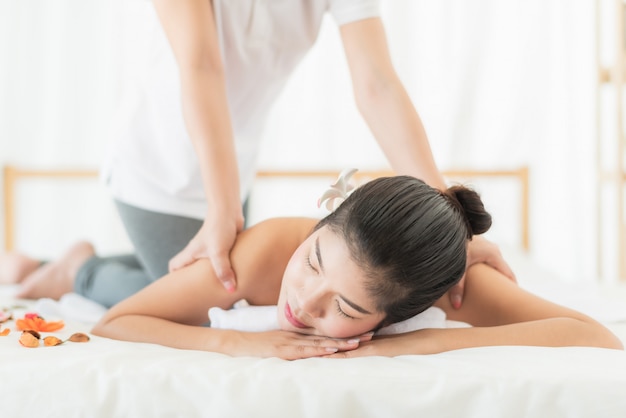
324;344;376;359
282;340;359;360
250;332;361;360
230;330;380;360
346;331;374;343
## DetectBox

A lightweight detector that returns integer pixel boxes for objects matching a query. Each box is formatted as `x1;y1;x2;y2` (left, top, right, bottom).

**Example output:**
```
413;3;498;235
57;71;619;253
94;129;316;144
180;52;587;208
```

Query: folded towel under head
208;300;469;334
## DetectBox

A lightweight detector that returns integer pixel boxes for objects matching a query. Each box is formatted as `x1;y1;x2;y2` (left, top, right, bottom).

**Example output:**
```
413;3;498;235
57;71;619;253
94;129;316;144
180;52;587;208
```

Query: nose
298;287;326;319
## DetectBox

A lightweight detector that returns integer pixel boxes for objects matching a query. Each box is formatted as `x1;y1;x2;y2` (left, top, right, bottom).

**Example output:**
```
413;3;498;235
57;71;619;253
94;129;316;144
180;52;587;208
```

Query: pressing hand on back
169;211;244;292
448;235;517;309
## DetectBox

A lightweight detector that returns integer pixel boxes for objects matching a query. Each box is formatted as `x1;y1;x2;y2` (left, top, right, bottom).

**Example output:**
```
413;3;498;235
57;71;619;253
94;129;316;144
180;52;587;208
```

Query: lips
285;302;308;329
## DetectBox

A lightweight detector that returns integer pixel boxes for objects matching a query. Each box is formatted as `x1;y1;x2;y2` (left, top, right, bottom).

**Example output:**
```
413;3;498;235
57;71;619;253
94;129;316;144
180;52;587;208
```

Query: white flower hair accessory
317;168;359;211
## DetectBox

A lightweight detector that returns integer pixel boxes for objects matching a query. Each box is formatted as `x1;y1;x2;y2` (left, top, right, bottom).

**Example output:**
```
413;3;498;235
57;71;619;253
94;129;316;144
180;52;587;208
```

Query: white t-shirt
104;0;380;219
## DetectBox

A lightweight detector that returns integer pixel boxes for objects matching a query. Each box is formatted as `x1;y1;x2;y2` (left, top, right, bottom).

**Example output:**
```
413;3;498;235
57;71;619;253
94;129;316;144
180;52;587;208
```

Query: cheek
281;251;304;290
277;252;304;328
281;240;312;289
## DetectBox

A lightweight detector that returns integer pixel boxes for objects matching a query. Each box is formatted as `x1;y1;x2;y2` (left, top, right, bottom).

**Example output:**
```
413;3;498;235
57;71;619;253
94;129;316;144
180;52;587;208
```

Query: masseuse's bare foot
0;252;41;284
16;241;95;300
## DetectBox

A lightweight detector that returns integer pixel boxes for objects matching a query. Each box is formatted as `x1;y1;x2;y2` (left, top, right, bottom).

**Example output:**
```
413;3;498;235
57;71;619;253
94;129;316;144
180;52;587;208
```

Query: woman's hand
224;330;373;360
169;210;244;292
448;235;516;309
325;332;428;358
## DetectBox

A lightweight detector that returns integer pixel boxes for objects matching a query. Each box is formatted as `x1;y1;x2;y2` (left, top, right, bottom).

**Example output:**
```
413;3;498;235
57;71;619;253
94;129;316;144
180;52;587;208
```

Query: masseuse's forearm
180;68;241;214
153;0;241;214
341;19;445;190
357;78;446;191
417;318;623;353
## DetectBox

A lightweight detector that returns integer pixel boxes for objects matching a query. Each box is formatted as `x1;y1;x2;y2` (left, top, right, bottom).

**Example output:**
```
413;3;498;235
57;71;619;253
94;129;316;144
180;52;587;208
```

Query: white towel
35;293;108;324
32;293;470;333
209;304;279;332
209;300;469;335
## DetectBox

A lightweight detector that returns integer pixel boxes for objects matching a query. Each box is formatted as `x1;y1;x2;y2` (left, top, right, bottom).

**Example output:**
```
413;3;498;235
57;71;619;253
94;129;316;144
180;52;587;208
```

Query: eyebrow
340;295;372;315
316;236;372;315
315;236;325;273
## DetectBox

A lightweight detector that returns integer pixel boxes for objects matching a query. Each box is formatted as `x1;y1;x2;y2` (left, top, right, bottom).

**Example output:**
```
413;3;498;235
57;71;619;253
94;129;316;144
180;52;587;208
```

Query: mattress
2;277;626;418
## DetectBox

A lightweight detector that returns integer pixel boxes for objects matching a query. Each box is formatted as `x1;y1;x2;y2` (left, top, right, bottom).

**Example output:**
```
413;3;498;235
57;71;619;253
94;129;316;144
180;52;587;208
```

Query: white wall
0;0;609;282
255;0;601;282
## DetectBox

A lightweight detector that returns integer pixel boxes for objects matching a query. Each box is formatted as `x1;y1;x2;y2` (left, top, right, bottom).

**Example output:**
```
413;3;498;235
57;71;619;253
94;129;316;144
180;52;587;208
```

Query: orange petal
15;318;28;331
21;317;37;331
40;320;65;332
0;328;10;336
25;317;38;330
16;316;65;332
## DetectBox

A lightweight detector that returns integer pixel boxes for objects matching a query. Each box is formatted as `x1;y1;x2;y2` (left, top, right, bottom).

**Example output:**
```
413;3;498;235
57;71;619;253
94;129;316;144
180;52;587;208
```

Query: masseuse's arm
92;218;356;359
329;263;623;357
339;17;515;303
339;17;445;190
152;0;243;291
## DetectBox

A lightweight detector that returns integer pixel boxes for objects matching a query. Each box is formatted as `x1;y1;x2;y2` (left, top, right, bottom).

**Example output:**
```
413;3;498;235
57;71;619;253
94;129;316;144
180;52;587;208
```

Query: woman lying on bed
6;176;624;358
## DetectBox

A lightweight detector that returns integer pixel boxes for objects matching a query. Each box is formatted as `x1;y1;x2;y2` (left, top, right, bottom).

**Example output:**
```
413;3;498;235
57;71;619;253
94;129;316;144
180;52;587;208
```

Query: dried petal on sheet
0;328;10;336
43;336;63;346
19;330;41;348
67;333;90;343
16;313;64;332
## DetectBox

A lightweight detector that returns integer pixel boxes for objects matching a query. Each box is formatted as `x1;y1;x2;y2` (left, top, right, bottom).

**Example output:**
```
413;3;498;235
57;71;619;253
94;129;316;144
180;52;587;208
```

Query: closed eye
305;255;318;273
335;300;356;319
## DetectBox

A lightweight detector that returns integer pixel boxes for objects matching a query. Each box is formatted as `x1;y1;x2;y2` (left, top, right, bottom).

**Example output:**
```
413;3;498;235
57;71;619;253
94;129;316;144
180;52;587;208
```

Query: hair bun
445;185;492;238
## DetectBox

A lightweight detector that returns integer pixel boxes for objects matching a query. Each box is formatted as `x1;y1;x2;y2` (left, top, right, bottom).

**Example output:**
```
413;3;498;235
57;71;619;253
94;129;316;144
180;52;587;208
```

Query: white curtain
0;0;603;282
0;0;129;255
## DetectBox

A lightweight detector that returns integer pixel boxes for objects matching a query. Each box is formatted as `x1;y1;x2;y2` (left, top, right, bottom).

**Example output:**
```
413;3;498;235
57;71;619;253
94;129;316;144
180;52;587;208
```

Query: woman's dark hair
315;175;491;327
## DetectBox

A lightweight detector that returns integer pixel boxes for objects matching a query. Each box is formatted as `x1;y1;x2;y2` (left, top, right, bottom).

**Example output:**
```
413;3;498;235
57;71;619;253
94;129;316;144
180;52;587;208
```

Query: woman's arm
91;218;356;358
330;263;623;357
92;258;240;350
152;0;243;290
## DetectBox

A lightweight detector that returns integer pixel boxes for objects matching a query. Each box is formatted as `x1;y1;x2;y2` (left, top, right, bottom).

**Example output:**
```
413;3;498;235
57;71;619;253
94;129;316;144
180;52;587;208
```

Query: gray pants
73;200;203;307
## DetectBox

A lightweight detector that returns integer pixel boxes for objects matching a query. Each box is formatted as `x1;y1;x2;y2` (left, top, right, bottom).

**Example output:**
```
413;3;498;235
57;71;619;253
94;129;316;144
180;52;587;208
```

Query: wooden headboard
2;165;529;252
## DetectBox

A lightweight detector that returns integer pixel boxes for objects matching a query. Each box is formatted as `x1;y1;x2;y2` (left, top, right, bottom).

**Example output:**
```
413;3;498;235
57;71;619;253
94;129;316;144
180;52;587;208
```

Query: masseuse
16;0;514;307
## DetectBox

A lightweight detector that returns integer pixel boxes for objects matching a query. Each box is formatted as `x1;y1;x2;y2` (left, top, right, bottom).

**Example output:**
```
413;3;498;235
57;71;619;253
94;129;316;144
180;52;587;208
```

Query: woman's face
277;225;386;339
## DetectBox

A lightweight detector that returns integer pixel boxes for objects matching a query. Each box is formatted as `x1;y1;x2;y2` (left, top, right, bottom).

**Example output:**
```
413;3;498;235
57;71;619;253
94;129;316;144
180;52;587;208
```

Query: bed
2;166;626;418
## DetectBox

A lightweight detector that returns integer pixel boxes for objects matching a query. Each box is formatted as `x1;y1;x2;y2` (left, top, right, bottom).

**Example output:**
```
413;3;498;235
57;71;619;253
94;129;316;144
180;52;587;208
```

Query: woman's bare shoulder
231;217;318;305
245;217;319;241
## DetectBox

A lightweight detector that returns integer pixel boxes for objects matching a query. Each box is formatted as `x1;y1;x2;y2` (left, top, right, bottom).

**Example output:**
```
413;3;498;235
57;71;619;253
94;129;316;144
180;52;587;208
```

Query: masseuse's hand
225;330;373;360
169;211;244;292
448;235;516;309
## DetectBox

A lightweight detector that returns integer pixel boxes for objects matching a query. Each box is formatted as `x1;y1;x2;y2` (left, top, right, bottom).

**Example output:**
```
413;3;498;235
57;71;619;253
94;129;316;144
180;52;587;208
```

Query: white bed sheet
2;265;626;417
